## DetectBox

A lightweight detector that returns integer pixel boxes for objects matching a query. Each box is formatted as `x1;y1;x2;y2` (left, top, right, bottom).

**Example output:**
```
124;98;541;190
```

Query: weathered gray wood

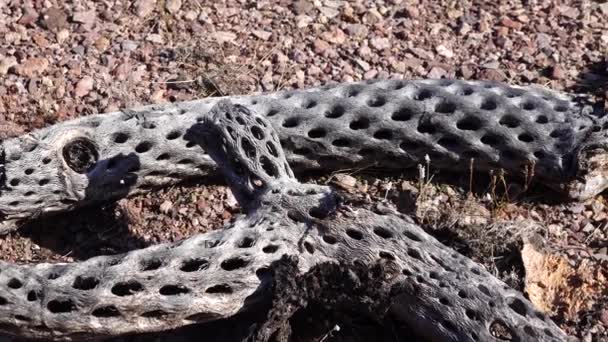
0;101;570;341
0;80;606;230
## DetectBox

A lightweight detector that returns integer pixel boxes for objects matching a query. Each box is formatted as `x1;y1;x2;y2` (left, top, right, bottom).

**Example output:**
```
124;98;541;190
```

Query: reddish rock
550;64;565;80
75;76;94;97
500;17;523;30
13;57;49;77
477;68;506;81
313;39;330;54
17;7;38;26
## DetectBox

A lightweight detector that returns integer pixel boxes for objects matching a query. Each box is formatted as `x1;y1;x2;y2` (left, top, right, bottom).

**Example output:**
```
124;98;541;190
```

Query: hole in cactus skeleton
221;257;249;271
141;259;163;271
159;285;190;296
72;276;100;290
47;299;76;313
251;125;265;140
92;306;121;318
206;284;233;294
180;258;209;272
63;138;99;173
111;281;144;296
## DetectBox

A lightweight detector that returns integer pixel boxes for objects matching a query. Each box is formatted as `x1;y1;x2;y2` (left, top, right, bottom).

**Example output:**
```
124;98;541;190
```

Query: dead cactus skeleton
0;80;607;230
0;100;571;341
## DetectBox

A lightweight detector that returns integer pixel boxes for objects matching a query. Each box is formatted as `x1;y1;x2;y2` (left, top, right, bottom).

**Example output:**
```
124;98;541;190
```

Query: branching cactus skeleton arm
0;80;606;230
0;100;570;341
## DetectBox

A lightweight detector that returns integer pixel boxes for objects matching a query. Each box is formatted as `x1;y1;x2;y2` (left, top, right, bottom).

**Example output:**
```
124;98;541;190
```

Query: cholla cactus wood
0;80;606;231
0;101;570;341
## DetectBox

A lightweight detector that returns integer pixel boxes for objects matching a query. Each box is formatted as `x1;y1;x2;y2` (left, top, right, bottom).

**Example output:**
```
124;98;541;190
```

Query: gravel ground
1;0;607;341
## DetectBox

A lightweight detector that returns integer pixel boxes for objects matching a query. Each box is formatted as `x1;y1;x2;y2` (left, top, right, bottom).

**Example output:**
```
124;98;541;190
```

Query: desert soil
1;0;607;341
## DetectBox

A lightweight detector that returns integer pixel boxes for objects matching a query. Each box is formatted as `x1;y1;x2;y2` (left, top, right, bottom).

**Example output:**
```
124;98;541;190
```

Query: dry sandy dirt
1;0;608;341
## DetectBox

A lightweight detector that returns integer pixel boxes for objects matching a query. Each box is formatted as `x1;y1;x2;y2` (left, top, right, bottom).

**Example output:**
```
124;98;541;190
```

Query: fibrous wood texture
0;80;606;230
0;100;570;341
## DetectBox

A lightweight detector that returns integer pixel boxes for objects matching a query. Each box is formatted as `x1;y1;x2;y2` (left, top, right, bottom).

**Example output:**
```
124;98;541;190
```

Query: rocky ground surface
0;0;607;341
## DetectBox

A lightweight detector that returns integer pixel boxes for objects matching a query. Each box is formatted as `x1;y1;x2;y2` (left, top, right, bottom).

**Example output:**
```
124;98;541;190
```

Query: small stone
441;6;458;18
363;69;378;79
391;60;406;73
13;57;49;77
33;34;49;48
479;18;490;33
225;190;238;209
296;14;313;28
536;33;552;49
478;68;506;81
295;69;305;84
313;39;330;54
500;17;523;30
435;44;454;59
212;31;237;44
380;181;393;193
559;6;579;19
274;52;289;64
165;0;182;14
75;76;94;97
459;203;491;226
135;0;156;17
307;65;322;76
601;309;608;326
409;47;434;60
56;29;70;43
600;2;608;15
252;30;272;41
319;6;340;19
184;10;198;21
459;22;471;35
582;223;594;233
94;36;110;51
404;5;419;17
482;61;500;69
121;41;138;51
324;0;342;9
332;174;357;190
345;24;368;37
159;200;173;214
293;0;314;15
550;64;565;80
460;65;474;78
322;28;346;44
146;33;164;44
364;9;383;24
354;58;370;71
521;70;537;82
570;203;585;214
358;45;372;57
0;56;17;76
402;57;422;70
72;10;96;26
40;7;69;31
370;37;390;50
150;89;165;103
18;7;38;26
427;66;447;79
